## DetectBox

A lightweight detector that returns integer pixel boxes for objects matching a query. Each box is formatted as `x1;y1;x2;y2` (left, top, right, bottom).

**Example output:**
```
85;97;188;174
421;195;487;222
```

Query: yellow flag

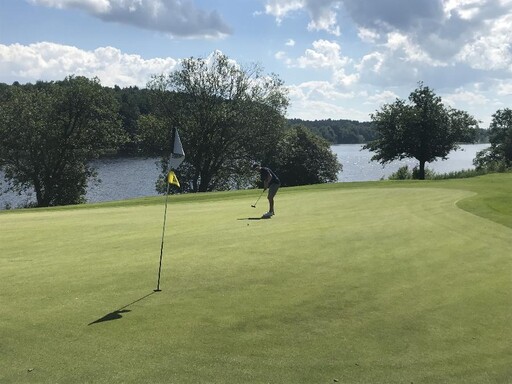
167;171;180;187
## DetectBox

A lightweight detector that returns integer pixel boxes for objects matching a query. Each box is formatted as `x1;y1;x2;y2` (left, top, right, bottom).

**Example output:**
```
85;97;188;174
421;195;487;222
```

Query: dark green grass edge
2;173;512;230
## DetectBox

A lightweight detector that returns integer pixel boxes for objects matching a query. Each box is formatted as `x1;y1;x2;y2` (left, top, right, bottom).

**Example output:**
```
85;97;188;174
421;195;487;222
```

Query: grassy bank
1;174;511;383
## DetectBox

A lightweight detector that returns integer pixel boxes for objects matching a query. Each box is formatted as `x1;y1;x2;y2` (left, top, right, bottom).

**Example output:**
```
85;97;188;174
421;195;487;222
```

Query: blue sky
2;0;512;127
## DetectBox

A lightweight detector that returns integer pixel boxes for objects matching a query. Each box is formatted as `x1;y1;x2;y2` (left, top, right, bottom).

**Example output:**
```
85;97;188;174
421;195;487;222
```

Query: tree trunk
198;170;211;192
418;160;426;180
33;180;44;207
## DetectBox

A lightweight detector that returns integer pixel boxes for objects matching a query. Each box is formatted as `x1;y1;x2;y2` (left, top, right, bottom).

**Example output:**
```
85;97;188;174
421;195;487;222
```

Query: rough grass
1;174;511;383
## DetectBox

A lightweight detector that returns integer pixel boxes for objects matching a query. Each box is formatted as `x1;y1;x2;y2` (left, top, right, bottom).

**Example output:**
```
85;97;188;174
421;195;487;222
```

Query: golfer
252;163;281;218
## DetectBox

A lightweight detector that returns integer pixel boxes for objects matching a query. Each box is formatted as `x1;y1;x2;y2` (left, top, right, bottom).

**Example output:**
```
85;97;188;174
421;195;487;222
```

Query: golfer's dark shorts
267;182;280;199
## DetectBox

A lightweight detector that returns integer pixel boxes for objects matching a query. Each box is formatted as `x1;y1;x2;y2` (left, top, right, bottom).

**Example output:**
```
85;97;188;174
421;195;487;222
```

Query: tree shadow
88;291;156;325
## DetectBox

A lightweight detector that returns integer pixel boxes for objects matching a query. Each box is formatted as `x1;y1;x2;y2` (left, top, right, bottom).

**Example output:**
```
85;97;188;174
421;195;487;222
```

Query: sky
1;0;512;127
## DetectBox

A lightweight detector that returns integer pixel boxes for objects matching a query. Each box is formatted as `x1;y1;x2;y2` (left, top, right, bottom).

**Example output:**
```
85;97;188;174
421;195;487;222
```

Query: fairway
1;177;511;383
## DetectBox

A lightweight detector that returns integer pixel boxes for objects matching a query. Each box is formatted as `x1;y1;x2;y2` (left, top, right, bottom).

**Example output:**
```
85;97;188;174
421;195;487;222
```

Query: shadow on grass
237;217;271;220
88;291;156;326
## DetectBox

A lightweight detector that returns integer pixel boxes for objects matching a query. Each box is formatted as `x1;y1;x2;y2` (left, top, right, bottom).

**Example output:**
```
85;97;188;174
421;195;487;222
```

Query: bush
388;166;436;180
388;166;412;180
430;168;487;180
273;126;342;186
412;166;436;180
388;165;507;181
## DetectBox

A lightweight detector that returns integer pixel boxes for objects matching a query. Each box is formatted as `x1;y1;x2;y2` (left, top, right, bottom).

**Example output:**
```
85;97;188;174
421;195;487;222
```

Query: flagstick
155;182;171;292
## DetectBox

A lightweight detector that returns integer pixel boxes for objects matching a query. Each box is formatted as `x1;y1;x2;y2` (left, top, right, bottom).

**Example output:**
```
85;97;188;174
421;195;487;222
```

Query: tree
0;76;126;207
113;85;154;155
142;51;289;192
474;108;512;171
363;83;479;179
272;126;342;186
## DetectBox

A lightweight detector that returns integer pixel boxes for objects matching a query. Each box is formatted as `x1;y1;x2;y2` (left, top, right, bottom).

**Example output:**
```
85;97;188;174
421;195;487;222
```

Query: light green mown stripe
0;183;510;383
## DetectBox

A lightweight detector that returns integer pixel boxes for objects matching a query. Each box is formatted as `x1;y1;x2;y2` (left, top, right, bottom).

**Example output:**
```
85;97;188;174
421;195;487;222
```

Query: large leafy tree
363;83;479;179
474;108;512;170
272;126;342;186
0;76;126;207
141;51;289;192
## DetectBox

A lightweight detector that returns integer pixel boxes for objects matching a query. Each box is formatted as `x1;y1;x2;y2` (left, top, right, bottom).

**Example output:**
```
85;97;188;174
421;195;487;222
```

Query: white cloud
286;81;368;121
443;0;487;20
385;32;446;67
29;0;232;38
264;0;341;35
0;42;177;87
264;0;304;24
497;81;512;95
441;86;505;126
285;39;296;46
288;81;354;100
30;0;112;13
358;27;380;43
357;52;384;74
275;51;286;60
305;2;340;36
443;88;491;106
277;40;358;87
456;13;512;70
264;1;512;59
364;90;399;105
356;48;420;87
265;0;512;71
287;98;368;121
274;51;292;66
296;40;347;69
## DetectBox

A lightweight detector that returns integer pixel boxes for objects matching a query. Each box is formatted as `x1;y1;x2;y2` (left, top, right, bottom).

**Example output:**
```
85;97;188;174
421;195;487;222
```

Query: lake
0;144;489;210
332;143;489;182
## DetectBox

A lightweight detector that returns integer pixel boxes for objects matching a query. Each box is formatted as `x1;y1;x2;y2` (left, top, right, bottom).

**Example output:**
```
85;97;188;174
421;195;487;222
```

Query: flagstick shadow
88;291;156;326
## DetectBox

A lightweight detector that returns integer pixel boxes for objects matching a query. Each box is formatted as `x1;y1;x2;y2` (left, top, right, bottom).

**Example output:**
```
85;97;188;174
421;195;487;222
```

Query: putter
251;189;265;208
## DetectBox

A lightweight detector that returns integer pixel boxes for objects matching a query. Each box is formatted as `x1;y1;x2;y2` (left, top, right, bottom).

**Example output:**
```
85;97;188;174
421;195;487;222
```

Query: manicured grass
1;174;511;383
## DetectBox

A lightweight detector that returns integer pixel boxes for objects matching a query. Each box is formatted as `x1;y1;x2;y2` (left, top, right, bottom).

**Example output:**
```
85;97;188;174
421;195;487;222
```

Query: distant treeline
288;118;377;144
1;83;489;154
289;118;489;145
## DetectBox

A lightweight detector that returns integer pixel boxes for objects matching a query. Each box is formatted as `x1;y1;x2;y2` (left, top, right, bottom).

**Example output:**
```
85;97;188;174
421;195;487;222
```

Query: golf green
1;175;510;383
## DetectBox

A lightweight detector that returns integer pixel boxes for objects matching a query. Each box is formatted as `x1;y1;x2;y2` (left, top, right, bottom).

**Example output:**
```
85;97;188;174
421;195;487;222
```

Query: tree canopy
272;126;341;186
363;83;479;180
0;76;126;207
474;108;512;171
141;51;289;192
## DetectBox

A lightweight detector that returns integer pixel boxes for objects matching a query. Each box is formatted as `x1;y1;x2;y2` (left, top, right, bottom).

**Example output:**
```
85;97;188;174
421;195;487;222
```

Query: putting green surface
1;175;511;383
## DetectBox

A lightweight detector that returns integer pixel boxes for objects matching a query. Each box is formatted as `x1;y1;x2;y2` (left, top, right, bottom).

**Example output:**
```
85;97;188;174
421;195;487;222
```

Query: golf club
251;189;265;208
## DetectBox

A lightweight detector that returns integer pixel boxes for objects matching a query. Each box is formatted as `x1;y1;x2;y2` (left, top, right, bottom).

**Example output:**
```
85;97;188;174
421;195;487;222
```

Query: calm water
0;144;489;209
332;143;490;182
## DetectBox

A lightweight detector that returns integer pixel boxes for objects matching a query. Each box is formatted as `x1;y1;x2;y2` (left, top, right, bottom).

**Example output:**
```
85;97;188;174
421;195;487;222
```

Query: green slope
1;174;511;383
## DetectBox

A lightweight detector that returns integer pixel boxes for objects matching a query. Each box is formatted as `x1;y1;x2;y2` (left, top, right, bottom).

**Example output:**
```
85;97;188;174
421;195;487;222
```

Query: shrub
388;166;436;180
430;168;487;180
388;166;412;180
412;166;436;180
